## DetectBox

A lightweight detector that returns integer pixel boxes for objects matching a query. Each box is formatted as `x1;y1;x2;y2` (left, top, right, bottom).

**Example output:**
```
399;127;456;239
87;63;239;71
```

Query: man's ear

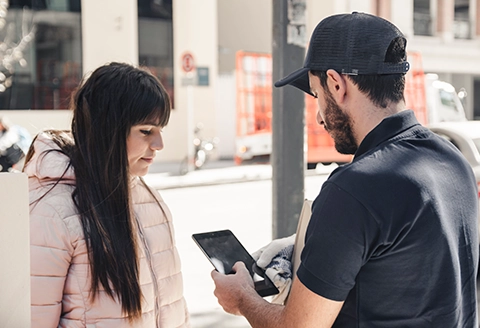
326;69;347;103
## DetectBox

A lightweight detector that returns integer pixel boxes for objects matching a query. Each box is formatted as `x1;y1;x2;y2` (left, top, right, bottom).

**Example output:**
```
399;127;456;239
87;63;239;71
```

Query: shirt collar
354;110;421;158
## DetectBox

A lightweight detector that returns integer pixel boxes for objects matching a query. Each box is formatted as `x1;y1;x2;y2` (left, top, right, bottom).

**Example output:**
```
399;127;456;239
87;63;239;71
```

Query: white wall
0;173;30;328
217;0;272;74
0;110;73;138
391;0;414;38
81;0;138;75
306;0;373;38
162;0;219;162
215;73;236;158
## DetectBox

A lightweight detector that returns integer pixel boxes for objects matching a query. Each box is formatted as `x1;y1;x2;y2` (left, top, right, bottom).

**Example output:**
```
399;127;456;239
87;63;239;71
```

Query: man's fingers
232;261;247;273
212;262;246;277
211;269;220;279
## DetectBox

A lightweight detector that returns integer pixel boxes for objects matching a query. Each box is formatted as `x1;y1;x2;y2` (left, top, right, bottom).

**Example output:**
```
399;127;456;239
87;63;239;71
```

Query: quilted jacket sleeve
30;201;74;328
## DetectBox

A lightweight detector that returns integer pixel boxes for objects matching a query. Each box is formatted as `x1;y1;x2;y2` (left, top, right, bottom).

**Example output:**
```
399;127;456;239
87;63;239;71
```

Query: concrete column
306;0;335;37
431;0;439;36
391;0;414;39
437;0;455;41
165;0;218;161
305;0;372;46
345;0;372;14
272;0;305;239
0;173;30;328
377;0;392;21
80;0;138;75
476;0;480;36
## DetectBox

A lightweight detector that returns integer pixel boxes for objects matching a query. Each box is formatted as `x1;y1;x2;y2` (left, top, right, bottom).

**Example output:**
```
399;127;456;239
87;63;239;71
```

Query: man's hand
251;234;296;304
211;261;258;315
252;234;296;268
211;263;344;328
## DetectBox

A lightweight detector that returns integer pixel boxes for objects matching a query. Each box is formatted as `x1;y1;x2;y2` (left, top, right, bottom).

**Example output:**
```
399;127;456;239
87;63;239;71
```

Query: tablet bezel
192;229;279;297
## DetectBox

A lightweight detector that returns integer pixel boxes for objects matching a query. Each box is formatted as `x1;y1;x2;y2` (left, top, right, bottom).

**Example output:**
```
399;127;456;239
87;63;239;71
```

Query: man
211;12;478;327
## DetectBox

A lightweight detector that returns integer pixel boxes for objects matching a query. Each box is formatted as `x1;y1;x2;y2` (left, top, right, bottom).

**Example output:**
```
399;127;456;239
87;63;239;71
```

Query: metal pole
272;0;306;239
187;79;195;172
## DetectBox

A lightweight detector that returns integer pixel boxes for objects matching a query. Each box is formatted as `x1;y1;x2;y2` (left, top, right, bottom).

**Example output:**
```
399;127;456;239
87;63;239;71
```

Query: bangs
141;107;169;127
131;80;171;127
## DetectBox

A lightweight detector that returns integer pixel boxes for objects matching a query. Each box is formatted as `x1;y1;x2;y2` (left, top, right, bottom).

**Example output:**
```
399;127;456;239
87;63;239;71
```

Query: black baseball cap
274;12;410;96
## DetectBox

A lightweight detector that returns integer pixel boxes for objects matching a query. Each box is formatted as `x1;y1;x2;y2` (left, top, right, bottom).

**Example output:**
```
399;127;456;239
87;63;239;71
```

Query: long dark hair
68;62;171;319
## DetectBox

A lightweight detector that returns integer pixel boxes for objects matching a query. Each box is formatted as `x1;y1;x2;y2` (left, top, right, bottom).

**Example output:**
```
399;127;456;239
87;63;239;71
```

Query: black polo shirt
297;110;478;327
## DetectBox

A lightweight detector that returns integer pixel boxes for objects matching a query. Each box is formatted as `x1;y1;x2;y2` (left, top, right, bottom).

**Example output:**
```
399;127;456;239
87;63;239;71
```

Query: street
160;174;329;328
160;172;480;327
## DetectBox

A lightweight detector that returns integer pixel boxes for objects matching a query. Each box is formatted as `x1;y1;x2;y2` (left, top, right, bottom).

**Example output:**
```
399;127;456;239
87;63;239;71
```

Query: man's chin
334;143;357;155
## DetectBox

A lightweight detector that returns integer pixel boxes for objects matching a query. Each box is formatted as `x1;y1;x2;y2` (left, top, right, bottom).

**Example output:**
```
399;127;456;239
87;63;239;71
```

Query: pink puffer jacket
26;132;190;327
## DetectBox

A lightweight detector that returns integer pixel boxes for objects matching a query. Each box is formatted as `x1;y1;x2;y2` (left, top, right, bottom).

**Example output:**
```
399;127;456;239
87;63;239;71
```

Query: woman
24;62;190;327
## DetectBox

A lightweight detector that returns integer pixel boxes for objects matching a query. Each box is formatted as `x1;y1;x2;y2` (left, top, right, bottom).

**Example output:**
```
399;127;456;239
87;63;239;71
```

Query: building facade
0;0;479;163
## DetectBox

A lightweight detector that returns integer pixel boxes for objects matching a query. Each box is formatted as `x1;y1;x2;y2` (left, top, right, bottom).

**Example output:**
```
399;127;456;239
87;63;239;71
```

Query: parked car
428;121;480;236
428;121;480;187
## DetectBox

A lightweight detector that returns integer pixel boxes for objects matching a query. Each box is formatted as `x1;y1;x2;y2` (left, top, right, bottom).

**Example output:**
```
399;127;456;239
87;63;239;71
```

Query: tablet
192;229;279;297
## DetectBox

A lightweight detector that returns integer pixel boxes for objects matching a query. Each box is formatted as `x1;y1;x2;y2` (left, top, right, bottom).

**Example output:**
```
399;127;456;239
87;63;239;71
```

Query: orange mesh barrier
236;50;426;165
305;95;353;164
236;51;272;136
404;51;427;125
305;51;427;164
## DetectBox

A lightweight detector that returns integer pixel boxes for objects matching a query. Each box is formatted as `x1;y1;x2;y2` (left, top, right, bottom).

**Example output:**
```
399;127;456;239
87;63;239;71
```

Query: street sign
197;67;209;86
181;52;195;73
181;76;195;86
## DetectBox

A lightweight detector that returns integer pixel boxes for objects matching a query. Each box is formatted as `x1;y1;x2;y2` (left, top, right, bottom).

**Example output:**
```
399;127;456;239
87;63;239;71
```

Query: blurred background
0;0;479;168
2;1;480;327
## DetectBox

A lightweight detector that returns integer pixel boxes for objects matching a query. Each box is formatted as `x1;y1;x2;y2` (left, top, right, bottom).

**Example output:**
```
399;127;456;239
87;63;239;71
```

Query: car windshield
439;89;462;113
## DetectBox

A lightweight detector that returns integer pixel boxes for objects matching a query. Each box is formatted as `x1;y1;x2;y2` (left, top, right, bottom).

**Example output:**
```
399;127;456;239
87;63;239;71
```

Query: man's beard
322;88;358;155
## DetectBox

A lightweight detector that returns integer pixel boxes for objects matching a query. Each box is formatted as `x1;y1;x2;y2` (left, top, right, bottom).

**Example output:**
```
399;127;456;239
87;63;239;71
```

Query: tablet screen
192;229;279;297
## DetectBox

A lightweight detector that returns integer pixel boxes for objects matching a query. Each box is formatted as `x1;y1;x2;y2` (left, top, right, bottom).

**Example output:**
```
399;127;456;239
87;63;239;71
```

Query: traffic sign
181;52;195;73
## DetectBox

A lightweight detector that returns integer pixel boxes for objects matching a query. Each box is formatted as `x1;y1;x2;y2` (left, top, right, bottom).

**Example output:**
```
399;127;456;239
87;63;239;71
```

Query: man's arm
211;262;344;328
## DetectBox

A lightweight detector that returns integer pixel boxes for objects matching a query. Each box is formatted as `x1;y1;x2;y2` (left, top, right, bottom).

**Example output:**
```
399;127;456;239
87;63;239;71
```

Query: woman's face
126;123;164;177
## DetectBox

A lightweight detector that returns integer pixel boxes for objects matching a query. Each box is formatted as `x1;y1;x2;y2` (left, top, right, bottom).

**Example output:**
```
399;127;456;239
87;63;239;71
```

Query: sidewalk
145;160;336;327
144;159;337;190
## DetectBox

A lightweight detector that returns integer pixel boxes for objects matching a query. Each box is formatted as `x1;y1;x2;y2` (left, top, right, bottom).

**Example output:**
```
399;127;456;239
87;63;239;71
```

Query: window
138;0;174;107
439;89;461;112
413;0;433;36
454;0;470;39
0;0;81;109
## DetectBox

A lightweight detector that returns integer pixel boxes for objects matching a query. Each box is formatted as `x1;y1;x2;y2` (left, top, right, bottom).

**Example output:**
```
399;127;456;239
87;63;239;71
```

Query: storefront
0;0;174;111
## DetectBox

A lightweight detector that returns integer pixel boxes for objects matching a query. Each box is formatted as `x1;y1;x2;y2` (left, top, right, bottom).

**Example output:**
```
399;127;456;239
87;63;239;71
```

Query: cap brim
274;67;313;97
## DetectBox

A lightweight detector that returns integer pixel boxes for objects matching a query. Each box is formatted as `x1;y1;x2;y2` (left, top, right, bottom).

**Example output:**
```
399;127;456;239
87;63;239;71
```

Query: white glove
252;233;296;268
252;234;296;304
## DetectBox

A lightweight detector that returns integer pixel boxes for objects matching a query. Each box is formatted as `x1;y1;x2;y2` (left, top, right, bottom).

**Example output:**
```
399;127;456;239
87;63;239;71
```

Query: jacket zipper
134;215;161;327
